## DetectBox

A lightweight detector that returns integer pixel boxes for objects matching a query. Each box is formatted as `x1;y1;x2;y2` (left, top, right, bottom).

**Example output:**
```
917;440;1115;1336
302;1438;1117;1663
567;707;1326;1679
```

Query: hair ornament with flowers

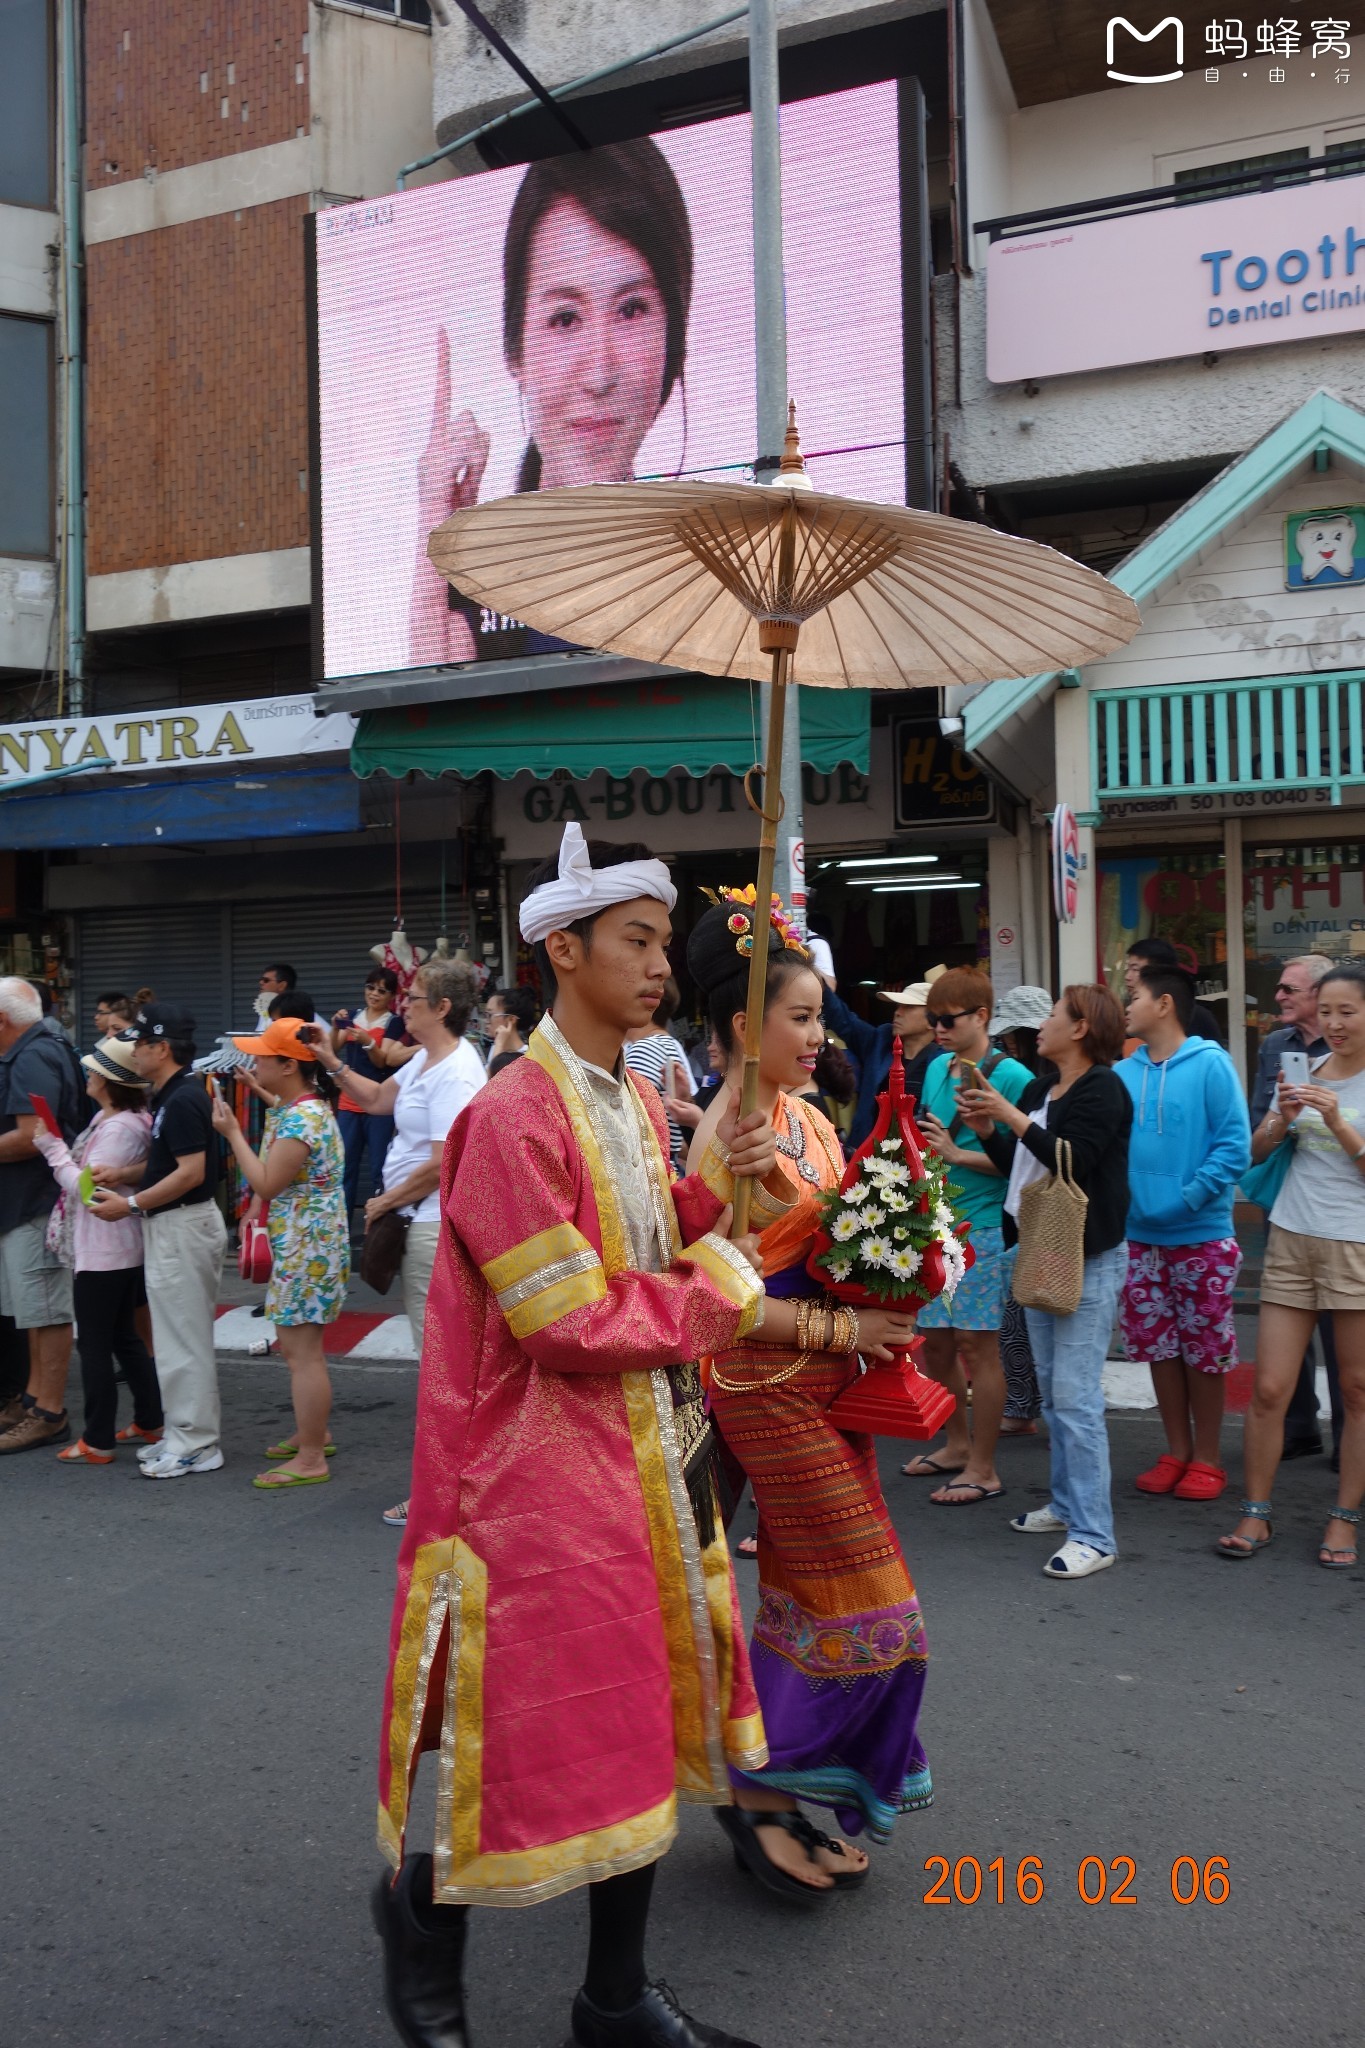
700;884;810;963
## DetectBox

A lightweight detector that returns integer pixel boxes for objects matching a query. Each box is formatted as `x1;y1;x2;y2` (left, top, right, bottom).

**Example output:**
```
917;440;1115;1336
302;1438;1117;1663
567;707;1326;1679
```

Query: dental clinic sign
986;170;1365;382
0;695;353;787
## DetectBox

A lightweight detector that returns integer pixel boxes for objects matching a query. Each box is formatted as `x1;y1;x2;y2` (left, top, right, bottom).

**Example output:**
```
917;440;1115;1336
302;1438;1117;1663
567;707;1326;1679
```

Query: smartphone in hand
1280;1049;1311;1089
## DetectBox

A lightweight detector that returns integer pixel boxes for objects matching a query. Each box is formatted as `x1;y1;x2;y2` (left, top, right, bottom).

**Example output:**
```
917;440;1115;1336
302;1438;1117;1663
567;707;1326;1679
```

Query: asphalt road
2;1353;1361;2048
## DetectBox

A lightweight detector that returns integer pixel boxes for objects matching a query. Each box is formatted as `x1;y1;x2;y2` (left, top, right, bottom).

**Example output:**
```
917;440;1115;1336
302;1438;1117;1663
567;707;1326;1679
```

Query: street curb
212;1317;1332;1419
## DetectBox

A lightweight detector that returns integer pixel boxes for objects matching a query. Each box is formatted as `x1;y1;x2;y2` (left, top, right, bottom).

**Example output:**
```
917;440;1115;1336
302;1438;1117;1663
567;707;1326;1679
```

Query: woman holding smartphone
1219;963;1365;1567
211;1020;350;1490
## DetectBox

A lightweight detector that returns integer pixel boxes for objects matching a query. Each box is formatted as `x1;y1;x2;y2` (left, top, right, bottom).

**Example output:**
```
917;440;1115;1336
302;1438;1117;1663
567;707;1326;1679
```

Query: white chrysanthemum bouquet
811;1135;973;1307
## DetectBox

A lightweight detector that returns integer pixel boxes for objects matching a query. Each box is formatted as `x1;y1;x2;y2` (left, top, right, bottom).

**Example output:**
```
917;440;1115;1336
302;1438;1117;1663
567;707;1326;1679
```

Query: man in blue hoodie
1117;968;1251;1504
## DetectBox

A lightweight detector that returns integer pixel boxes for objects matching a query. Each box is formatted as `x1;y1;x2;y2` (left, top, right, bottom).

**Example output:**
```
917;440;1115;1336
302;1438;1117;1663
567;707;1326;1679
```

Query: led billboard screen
316;81;908;678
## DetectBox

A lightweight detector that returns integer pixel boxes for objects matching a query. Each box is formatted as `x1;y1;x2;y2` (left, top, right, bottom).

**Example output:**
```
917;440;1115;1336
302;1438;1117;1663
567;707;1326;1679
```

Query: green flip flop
253;1467;332;1490
265;1439;337;1460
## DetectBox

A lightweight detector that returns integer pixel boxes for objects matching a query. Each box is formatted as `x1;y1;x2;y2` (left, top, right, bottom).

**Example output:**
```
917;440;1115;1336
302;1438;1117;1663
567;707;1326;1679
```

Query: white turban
518;822;676;945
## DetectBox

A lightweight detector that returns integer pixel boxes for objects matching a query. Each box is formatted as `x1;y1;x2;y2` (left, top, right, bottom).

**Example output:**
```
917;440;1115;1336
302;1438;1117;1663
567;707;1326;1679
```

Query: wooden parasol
429;408;1141;1227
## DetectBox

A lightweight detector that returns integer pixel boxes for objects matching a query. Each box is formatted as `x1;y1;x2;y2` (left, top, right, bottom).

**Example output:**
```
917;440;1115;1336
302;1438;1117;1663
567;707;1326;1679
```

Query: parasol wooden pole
733;632;797;1235
733;484;802;1235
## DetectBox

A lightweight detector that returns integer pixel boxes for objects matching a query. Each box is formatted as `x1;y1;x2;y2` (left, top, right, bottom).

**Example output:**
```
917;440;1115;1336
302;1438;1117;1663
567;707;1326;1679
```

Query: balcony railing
1092;673;1365;806
975;144;1365;244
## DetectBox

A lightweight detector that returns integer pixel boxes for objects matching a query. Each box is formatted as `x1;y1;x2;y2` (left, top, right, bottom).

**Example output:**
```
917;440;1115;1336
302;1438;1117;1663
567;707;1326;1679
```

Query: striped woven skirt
709;1335;932;1842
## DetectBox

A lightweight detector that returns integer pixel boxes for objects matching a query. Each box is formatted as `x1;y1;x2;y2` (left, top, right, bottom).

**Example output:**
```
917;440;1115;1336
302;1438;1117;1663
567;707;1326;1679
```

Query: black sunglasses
927;1008;970;1029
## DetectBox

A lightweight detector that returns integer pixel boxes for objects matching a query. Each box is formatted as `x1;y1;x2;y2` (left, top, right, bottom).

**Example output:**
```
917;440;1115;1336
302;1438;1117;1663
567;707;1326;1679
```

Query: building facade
5;1;1364;1049
947;3;1365;1083
0;2;460;1037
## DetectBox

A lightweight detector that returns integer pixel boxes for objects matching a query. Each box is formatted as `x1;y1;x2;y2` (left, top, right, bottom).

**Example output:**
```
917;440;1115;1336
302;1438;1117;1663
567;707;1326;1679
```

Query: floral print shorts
916;1227;1011;1333
1119;1238;1243;1373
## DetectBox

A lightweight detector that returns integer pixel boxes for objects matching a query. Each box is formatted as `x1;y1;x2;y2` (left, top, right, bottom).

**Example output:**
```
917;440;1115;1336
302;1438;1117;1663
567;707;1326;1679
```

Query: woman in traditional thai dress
684;893;931;1902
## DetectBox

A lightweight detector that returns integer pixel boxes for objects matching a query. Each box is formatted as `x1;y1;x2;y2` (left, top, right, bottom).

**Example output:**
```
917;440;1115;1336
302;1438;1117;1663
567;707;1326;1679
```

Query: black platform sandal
793;1817;870;1892
716;1806;866;1903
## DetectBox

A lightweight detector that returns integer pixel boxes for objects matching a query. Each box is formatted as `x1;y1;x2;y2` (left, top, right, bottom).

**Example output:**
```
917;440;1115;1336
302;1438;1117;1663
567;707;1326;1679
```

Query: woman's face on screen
513;198;670;488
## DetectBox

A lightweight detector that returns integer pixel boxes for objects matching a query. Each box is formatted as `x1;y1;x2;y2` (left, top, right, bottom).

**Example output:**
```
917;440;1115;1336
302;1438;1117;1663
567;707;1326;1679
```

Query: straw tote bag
1012;1139;1088;1316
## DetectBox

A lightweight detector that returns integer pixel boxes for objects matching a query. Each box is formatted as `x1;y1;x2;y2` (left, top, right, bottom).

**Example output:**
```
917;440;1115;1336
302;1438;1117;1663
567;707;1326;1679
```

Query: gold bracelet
830;1306;859;1355
794;1298;811;1351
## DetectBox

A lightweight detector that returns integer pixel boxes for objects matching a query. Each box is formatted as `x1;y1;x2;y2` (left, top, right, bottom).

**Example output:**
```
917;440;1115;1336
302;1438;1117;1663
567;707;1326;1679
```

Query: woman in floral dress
213;1018;350;1489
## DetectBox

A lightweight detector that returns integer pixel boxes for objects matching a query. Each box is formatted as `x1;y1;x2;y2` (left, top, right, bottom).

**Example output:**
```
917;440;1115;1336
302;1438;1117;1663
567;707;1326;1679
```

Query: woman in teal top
899;968;1032;1502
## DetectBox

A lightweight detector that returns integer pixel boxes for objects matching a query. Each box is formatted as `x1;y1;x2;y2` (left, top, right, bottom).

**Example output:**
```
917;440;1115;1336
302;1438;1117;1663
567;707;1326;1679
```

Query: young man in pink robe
374;825;778;2048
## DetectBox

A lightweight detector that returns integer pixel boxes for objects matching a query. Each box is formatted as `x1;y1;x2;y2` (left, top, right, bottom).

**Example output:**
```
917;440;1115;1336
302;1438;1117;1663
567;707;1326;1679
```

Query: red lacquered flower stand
809;1039;969;1441
826;1332;954;1440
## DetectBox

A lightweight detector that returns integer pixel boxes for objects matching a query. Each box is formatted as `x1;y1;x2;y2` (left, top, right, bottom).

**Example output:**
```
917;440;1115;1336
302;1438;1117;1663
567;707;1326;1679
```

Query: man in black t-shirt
90;1005;227;1479
0;978;79;1453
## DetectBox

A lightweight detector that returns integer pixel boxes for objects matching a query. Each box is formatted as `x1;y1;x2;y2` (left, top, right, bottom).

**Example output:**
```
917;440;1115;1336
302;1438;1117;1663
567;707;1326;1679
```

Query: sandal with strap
1217;1499;1273;1560
788;1815;869;1892
1318;1504;1361;1571
716;1806;848;1905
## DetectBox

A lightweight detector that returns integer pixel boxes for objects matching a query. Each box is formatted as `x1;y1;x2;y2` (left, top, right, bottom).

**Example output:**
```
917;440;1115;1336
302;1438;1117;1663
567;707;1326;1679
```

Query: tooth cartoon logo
1285;506;1365;589
1106;16;1185;83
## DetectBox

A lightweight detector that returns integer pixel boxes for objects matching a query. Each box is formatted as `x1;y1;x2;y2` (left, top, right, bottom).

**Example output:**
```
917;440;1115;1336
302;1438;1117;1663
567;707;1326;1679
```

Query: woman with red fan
684;892;928;1903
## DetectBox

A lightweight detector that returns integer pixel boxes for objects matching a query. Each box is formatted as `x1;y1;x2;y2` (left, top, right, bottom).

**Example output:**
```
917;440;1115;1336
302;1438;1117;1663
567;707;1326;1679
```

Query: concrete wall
949;37;1365;491
959;0;1013;239
0;195;58;674
937;266;1365;491
81;1;441;632
1005;64;1365;237
431;0;943;158
310;1;448;197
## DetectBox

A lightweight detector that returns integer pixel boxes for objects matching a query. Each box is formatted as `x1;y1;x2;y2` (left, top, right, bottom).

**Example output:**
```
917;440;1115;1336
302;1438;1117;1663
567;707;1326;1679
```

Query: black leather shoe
372;1854;470;2047
571;1980;762;2048
1282;1435;1324;1460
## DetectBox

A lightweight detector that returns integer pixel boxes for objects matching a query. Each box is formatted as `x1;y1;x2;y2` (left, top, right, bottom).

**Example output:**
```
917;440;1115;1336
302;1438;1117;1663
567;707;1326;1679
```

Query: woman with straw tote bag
1013;1140;1088;1314
955;987;1134;1582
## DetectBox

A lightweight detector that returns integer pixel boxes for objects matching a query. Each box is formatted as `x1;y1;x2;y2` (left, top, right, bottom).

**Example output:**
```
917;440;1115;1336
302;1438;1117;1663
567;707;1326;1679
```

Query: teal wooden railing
1091;672;1365;805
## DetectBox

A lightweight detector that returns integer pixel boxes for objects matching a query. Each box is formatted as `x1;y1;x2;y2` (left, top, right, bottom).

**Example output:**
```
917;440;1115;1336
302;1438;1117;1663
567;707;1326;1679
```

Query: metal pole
59;0;86;719
1223;816;1247;1091
750;0;804;932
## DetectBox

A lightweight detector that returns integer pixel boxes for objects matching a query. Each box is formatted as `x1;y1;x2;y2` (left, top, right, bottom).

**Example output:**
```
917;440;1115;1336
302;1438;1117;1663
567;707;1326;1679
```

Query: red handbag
808;1039;966;1441
238;1211;273;1285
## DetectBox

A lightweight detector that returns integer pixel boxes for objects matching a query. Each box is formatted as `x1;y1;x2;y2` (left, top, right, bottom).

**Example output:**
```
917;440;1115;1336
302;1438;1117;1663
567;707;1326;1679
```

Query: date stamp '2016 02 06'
922;1856;1231;1906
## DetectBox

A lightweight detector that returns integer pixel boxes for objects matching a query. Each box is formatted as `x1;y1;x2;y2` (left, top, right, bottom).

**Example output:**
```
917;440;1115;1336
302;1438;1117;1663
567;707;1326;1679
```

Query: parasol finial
775;399;813;492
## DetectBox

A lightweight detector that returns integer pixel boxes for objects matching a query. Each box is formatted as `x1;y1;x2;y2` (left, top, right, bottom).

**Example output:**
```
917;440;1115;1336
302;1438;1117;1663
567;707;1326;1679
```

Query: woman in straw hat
31;1035;161;1465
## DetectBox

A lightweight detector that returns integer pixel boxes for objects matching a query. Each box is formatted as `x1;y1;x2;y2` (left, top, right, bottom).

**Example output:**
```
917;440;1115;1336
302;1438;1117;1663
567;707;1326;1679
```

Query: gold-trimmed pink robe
378;1019;768;1907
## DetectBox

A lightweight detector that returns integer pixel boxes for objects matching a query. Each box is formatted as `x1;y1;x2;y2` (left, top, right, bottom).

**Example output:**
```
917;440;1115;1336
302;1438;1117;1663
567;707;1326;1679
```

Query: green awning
351;678;869;781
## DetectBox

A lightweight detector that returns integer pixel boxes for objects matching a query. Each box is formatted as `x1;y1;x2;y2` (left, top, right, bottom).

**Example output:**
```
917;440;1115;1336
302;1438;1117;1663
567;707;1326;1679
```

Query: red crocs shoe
1136;1454;1189;1494
115;1424;162;1446
1173;1460;1227;1501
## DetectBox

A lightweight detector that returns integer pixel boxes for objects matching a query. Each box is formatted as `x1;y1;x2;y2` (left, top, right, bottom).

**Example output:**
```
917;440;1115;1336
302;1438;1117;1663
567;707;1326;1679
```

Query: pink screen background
317;82;905;679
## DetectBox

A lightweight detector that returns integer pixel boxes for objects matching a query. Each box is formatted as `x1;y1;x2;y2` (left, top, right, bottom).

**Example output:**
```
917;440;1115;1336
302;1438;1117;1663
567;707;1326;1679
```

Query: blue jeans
339;1107;394;1219
1023;1242;1126;1557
